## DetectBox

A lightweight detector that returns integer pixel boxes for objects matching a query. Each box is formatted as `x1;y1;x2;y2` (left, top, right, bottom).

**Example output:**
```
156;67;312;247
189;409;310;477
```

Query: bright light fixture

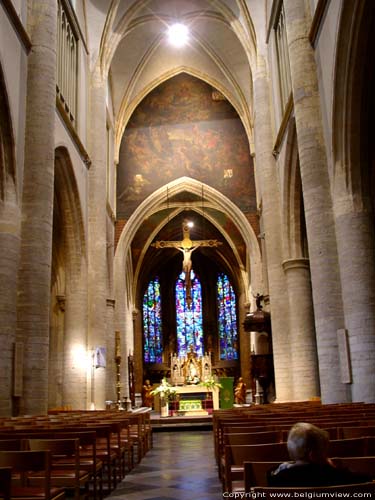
187;221;194;228
167;23;189;47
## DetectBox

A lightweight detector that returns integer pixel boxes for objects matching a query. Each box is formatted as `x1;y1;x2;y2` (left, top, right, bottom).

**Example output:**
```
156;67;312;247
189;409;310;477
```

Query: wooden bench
0;450;65;500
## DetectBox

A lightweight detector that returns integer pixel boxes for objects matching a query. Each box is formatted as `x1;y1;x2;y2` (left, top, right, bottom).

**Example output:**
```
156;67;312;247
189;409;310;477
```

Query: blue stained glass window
143;277;163;363
175;270;203;357
217;273;238;360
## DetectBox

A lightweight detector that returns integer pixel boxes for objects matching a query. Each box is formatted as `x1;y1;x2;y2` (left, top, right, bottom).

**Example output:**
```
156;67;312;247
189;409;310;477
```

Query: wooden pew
27;438;90;500
222;442;289;492
0;467;12;500
0;450;65;500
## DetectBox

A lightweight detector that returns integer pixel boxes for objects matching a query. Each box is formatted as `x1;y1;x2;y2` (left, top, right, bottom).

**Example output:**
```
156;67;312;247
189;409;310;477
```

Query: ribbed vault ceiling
87;0;256;155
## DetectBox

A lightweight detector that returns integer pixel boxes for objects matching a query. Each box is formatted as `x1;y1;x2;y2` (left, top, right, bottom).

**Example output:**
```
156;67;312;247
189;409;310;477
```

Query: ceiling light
167;23;189;47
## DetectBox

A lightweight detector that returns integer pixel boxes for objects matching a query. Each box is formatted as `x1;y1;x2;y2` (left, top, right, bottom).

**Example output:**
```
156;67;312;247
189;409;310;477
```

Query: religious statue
253;293;264;310
142;379;154;408
177;244;200;307
182;345;201;384
234;377;247;405
152;219;222;308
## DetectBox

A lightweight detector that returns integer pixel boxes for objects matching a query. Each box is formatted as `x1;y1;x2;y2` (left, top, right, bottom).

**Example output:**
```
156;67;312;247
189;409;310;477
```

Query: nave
109;430;222;500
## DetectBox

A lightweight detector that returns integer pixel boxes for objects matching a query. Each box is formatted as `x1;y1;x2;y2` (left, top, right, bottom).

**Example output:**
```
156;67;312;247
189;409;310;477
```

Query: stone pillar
105;298;117;403
48;294;65;409
239;291;251;388
334;207;375;402
0;196;20;416
283;258;319;399
62;269;88;409
132;309;143;394
253;56;292;401
16;0;57;414
87;66;108;409
283;0;347;402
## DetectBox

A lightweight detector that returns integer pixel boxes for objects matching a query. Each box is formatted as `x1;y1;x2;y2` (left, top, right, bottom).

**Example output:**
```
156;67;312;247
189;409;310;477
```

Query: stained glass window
175;270;203;357
217;273;238;360
143;277;163;363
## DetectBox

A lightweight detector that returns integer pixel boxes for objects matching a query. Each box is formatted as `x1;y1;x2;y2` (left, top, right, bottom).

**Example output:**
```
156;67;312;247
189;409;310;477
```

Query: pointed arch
282;119;308;260
114;67;252;163
114;176;262;307
49;146;88;410
54;146;86;274
333;0;375;209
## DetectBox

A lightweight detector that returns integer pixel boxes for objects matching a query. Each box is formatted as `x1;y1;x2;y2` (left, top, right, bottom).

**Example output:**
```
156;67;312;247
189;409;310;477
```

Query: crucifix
152;219;222;308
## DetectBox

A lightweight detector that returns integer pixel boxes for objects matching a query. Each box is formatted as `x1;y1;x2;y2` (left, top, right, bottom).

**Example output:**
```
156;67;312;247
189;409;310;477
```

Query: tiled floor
110;430;223;500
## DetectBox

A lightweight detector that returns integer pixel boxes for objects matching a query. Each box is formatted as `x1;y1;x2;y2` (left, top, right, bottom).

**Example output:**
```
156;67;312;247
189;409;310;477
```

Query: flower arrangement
199;376;223;391
150;377;177;401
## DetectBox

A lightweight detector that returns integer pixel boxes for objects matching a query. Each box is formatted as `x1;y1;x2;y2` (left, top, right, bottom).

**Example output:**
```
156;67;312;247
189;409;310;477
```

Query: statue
253;293;264;310
234;377;247;405
183;345;201;383
142;379;154;408
152;219;222;308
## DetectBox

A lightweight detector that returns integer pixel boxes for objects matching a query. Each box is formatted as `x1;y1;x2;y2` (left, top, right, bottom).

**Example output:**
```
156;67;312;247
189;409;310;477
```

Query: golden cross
152;219;222;307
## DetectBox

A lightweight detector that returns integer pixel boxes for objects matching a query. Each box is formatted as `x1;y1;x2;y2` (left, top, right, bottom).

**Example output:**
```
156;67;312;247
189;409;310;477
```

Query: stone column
238;291;251;388
283;0;347;402
87;66;108;409
0;195;20;416
16;0;57;414
334;206;375;402
253;56;292;401
283;258;319;399
62;268;88;409
48;294;65;409
105;298;117;403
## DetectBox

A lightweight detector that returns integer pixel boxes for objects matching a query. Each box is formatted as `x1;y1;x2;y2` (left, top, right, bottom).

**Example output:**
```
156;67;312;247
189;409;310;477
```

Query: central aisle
110;430;223;500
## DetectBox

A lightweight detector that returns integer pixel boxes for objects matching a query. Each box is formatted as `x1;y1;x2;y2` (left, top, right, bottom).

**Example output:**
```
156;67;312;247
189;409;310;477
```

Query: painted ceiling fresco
117;73;257;219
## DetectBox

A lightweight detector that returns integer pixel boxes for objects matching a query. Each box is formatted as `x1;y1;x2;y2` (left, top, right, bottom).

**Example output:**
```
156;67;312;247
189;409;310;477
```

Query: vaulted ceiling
88;0;262;301
87;0;257;157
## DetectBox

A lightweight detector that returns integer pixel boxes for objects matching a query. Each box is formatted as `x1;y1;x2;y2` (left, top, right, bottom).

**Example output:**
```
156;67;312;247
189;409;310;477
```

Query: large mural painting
117;73;256;219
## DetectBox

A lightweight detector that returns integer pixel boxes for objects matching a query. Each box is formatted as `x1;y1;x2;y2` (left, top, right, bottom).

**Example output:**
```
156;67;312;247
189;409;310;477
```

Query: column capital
282;258;310;272
132;309;139;320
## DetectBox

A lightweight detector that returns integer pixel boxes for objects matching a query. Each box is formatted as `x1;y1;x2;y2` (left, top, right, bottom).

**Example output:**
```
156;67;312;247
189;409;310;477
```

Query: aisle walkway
110;430;223;500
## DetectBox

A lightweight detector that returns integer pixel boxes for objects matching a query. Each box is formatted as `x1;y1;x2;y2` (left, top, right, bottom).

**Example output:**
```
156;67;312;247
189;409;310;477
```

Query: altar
153;384;219;415
154;346;220;415
173;384;219;414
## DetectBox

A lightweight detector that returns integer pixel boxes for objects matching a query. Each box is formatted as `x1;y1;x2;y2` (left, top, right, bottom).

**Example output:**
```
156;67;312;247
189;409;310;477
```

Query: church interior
1;0;375;422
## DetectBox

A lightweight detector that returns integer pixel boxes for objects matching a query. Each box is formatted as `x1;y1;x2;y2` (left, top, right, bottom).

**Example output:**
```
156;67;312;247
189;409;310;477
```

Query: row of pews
0;408;152;500
213;401;375;495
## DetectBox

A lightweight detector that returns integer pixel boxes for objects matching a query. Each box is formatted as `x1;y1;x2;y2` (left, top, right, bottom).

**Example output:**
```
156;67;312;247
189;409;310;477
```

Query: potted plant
151;377;177;417
199;375;223;392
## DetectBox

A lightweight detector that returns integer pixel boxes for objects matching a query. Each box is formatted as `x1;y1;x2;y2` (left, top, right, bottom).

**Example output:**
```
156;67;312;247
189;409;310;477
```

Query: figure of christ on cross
152;219;222;307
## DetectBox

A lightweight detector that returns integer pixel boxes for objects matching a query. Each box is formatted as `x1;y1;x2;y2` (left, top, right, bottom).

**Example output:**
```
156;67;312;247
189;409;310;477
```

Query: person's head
287;422;329;464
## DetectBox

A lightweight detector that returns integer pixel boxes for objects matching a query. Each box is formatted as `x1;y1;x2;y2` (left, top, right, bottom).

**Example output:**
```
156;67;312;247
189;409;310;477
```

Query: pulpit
251;354;274;404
